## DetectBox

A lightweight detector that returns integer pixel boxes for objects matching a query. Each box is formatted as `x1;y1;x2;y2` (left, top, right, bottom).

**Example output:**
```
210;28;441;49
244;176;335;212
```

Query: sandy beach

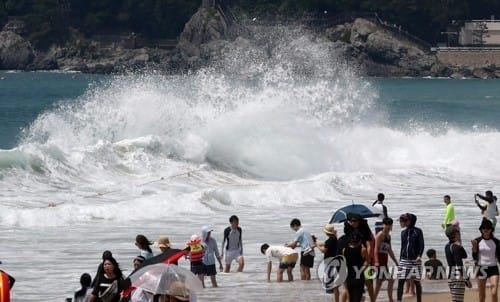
409;289;479;302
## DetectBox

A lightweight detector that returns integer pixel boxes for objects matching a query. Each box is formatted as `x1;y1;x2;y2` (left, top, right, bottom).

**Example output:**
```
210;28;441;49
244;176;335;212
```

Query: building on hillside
459;19;500;46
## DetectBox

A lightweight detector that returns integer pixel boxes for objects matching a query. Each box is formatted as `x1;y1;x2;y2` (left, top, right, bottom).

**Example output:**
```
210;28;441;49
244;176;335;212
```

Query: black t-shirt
324;236;338;259
92;274;123;302
445;242;468;279
424;259;445;280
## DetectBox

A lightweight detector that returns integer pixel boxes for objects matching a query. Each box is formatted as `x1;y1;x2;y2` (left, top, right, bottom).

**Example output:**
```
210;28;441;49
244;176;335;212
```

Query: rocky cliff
0;6;498;78
0;31;34;69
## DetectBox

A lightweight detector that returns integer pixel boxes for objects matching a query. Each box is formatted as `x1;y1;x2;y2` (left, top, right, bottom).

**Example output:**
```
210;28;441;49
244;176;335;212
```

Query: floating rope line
84;166;206;198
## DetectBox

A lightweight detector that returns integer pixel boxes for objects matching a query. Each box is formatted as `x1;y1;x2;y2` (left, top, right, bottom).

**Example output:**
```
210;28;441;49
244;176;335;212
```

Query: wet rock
0;31;34;69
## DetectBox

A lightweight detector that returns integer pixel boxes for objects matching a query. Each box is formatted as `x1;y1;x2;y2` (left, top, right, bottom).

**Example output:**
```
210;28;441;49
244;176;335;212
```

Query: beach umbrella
122;248;189;297
329;203;378;223
137;248;188;269
129;263;203;296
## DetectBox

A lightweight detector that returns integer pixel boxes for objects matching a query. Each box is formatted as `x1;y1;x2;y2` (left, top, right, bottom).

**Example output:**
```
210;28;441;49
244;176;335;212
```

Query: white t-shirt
265;246;297;262
372;203;384;223
74;287;92;302
478;238;497;266
486;201;498;219
131;288;153;302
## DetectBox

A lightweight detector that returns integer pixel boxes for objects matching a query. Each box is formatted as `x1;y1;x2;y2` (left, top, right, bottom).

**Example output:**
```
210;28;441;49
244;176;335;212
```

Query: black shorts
279;261;296;269
477;265;500;279
190;261;204;275
204;264;217;276
300;252;314;268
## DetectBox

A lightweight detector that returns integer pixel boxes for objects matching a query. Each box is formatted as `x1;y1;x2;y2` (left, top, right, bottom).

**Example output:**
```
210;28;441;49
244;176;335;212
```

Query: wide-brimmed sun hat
168;280;190;301
154;236;171;248
322;224;337;236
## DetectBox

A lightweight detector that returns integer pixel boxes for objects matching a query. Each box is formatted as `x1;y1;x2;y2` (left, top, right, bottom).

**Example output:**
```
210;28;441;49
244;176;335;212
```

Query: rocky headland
0;4;498;79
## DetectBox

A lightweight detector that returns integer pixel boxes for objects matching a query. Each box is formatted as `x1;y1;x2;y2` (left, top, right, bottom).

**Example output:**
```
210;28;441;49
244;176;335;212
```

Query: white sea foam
0;26;500;301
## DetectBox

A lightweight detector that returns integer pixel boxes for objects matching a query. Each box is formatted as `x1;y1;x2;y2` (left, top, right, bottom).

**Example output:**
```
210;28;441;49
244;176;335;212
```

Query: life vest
188;243;204;262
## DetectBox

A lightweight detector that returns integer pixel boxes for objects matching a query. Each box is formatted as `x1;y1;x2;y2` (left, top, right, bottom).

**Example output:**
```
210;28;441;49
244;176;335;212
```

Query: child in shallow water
186;234;205;284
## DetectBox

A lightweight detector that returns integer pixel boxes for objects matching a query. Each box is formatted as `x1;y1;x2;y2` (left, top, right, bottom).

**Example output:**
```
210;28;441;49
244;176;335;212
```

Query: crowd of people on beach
63;190;500;302
70;215;244;302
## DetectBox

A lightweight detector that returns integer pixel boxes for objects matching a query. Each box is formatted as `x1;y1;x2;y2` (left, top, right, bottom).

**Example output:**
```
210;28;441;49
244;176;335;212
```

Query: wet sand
408;289;479;302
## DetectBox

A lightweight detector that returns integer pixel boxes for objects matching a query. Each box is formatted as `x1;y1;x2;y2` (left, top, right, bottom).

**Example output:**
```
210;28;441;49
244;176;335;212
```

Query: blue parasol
329;203;379;223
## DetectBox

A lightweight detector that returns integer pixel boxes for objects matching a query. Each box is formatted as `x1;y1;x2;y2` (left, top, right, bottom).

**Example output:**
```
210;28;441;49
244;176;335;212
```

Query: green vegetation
0;0;199;48
233;0;500;43
0;0;498;48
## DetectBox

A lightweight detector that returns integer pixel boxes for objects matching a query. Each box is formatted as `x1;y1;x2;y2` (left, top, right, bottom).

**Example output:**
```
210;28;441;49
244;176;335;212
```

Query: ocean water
1;37;500;302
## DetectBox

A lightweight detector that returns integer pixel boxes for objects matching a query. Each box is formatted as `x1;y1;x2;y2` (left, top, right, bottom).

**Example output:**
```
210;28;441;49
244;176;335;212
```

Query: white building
459;20;500;46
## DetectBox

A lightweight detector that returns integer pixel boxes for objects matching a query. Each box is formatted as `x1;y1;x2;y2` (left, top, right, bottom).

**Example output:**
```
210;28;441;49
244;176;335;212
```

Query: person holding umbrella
127;264;203;302
342;231;370;302
345;214;375;302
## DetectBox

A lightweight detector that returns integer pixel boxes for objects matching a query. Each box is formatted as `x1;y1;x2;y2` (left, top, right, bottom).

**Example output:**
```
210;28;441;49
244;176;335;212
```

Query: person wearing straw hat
166;280;191;301
315;224;339;302
154;236;172;254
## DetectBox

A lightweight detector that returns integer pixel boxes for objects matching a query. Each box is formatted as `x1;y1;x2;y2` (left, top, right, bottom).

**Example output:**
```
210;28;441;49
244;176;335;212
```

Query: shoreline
408;289;479;302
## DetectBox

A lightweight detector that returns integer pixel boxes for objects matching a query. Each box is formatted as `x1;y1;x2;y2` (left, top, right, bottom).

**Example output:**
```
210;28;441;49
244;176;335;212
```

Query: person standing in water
315;224;339;302
201;225;223;288
441;195;455;230
286;218;315;280
221;215;244;273
372;193;388;234
260;244;298;282
475;191;498;229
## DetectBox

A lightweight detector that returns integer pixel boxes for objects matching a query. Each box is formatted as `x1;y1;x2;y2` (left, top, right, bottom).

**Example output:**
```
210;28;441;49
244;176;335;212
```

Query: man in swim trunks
221;215;244;273
260;244;298;282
